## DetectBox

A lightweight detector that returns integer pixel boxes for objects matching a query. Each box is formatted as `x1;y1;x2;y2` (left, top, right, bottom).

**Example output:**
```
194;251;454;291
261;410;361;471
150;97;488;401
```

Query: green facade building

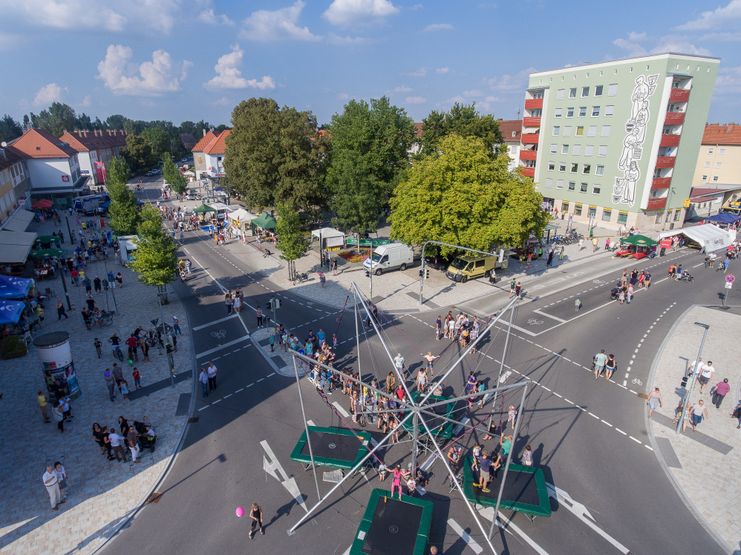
520;53;719;232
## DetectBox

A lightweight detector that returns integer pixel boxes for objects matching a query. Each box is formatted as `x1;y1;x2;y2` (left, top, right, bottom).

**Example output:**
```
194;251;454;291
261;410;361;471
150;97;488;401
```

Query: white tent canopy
658;223;736;252
311;227;345;248
227;208;255;221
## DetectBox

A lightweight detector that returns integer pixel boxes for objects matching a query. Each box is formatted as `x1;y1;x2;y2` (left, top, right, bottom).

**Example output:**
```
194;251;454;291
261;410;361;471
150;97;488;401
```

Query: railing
660;134;680;148
664;112;685;126
523;116;541;128
655;156;676;169
646;197;667;210
519;150;537;161
669;88;690;103
520;167;535;177
652;177;672;190
524;98;543;110
521;133;540;145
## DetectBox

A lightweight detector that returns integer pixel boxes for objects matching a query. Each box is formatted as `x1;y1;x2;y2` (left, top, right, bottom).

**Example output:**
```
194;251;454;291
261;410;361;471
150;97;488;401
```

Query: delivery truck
363;243;414;275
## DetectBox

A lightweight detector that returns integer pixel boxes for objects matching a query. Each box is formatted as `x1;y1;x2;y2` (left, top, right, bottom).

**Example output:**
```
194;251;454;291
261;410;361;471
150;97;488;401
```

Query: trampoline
401;392;456;440
463;456;551;518
290;426;372;469
350;488;433;555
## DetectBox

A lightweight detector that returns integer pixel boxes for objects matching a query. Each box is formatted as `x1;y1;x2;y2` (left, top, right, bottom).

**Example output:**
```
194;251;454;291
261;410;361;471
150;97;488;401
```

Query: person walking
104;368;116;402
646;387;663;417
56;300;68;320
199;368;209;398
43;464;62;510
575;297;582;312
248;502;265;539
698;361;715;394
593;349;608;380
94;338;102;359
711;378;731;409
54;461;68;500
132;367;142;389
172;315;182;335
37;390;51;423
547;249;554;267
604;354;617;381
689;399;708;431
207;362;218;391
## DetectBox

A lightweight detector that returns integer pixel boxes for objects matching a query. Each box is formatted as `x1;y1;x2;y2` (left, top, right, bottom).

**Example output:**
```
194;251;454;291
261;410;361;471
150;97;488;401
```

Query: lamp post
676;322;709;433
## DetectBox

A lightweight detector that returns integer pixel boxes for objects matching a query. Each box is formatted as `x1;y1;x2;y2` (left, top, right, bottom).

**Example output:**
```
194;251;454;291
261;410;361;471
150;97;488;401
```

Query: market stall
251;212;277;242
0;275;34;300
658;223;736;253
226;208;256;241
614;234;657;259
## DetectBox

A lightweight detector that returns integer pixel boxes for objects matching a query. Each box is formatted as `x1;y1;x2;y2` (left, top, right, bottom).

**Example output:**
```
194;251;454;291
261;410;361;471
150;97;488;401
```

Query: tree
326;97;414;234
418;103;503;158
0;115;22;143
162;152;187;196
107;156;129;190
108;192;140;236
276;203;309;280
138;204;165;237
225;97;324;210
142;126;171;161
389;134;548;255
123;134;154;174
32;102;78;136
130;216;178;303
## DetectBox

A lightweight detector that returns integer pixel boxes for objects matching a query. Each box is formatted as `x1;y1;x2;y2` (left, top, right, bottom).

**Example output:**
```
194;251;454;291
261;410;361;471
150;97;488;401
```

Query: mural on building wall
613;74;659;206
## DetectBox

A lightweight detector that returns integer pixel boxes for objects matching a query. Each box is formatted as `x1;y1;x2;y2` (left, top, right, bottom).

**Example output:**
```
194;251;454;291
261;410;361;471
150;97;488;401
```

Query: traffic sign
725;281;733;290
726;274;735;283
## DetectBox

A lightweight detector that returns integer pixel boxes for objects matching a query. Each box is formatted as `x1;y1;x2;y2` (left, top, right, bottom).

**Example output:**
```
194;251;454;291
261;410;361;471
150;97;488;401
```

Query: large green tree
0;115;22;143
275;203;309;280
106;157;140;235
225;97;324;210
107;156;129;190
389;134;548;254
130;211;178;302
123;134;154;174
418;103;502;158
326;97;414;234
31;102;78;136
162;152;187;195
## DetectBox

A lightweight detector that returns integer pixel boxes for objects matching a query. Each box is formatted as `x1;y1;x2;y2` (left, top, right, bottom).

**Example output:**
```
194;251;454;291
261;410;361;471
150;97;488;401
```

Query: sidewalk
646;305;740;553
0;215;193;554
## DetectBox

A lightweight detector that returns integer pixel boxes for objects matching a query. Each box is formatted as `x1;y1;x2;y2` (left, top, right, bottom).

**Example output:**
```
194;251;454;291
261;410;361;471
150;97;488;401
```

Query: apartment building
519;53;718;231
192;130;230;178
498;119;522;172
59;129;127;185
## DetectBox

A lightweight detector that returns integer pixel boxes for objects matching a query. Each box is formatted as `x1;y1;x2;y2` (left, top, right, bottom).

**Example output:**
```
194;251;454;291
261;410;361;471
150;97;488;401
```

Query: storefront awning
1;209;35;232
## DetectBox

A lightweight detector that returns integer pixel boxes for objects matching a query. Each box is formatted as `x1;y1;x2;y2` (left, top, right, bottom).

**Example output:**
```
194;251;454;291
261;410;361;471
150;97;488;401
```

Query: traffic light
274;298;281;309
680;374;689;389
365;269;370;278
425;268;430;279
419;269;423;277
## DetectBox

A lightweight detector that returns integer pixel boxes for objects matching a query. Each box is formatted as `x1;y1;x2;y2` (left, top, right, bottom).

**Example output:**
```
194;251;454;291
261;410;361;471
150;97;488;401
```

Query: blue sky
1;0;740;127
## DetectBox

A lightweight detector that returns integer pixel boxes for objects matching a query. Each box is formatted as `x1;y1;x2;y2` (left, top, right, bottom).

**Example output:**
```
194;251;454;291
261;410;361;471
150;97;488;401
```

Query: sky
1;0;741;127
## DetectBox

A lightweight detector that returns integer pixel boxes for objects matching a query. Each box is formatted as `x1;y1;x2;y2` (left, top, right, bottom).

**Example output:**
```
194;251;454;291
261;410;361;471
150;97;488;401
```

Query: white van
363;243;414;275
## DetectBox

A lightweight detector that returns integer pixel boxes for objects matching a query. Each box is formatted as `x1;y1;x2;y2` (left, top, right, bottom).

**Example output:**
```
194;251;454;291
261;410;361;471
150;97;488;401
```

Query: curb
643;304;731;555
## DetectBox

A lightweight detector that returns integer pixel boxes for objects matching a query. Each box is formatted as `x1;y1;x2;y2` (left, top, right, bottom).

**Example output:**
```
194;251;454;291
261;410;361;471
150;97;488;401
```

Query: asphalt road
103;190;730;555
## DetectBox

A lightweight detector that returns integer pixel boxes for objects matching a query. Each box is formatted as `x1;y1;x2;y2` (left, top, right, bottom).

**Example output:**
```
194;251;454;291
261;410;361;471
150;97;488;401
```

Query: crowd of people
90;416;157;464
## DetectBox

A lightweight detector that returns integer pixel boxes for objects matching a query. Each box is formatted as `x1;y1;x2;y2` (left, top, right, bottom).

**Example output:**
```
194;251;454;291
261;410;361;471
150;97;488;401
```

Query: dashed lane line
197;373;280;412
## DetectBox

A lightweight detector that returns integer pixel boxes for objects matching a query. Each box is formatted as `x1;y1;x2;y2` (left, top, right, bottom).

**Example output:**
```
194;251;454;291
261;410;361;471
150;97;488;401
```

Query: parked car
363;243;414;275
185;189;199;201
445;254;497;283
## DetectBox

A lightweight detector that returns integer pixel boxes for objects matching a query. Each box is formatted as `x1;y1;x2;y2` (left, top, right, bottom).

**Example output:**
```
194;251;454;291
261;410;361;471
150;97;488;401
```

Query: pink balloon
235;506;245;518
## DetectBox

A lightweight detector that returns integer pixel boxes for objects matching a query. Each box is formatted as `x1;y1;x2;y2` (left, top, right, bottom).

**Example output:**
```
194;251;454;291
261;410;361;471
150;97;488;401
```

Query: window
559;163;567;172
561;144;569;154
553;126;560;136
576;126;584;136
556;180;564;189
545;178;553;188
574;203;583;216
563;126;573;137
568;181;576;190
569;88;577;98
548;161;556;171
601;125;611;137
573;144;582;155
579;106;587;117
617;211;628;224
583;164;591;174
607;83;618;96
554;108;563;118
704;161;710;168
596;165;604;176
566;107;575;117
556;89;566;99
604;105;614;116
713;176;719;182
602;208;612;221
598;145;607;156
550;143;558;153
588;205;597;218
674;210;681;222
593;185;601;194
562;201;570;212
592;106;601;117
595;85;604;96
655;212;663;224
581;86;590;97
587;125;598;137
580;182;588;192
571;163;579;173
708;147;714;154
715;161;722;168
720;147;727;155
585;145;594;156
702;174;707;181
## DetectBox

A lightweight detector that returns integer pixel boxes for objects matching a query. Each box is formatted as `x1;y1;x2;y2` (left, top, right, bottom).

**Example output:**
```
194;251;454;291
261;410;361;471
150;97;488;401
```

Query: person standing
593;349;608;380
132;367;142;389
248;502;265;539
698;361;715;394
37;390;51;423
172;315;182;335
94;338;102;359
54;461;68;500
43;464;62;510
52;401;65;432
646;387;663;417
689;400;709;431
521;445;534;467
56;300;68;320
207;362;218;391
108;427;126;461
115;272;123;287
199;368;209;398
711;378;731;409
104;368;116;402
547;249;554;267
575;297;582;312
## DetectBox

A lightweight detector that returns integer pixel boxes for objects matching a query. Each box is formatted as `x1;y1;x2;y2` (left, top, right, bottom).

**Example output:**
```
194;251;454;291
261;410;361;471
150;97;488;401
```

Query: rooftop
530;52;720;78
202;130;230;155
498;119;522;143
702;123;741;146
192;130;217;153
10;128;78;159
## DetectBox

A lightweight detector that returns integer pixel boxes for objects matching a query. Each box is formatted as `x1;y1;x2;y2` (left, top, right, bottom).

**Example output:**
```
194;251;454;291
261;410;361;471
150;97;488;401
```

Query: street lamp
676;321;709;433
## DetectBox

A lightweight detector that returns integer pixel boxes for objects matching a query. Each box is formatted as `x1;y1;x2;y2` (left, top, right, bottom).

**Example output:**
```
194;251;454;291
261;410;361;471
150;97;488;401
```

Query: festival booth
311;227;345;251
1;209;35;232
250;212;277;242
658;223;736;253
118;235;139;265
0;275;34;300
226;208;256;240
0;230;38;274
614;234;658;260
705;212;740;228
0;299;27;325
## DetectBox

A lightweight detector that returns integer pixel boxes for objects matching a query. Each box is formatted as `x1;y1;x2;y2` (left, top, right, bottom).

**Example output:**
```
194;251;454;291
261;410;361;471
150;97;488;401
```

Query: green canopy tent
30;248;65;259
251;212;277;231
34;235;61;249
620;234;657;247
193;204;215;214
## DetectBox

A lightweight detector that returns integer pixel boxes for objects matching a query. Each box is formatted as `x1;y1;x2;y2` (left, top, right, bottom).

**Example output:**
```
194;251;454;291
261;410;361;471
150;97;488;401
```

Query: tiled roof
0;145;26;172
10;128;78;159
702;123;741;146
202;130;231;155
498;119;522;143
59;131;89;152
192;130;217;153
690;187;726;201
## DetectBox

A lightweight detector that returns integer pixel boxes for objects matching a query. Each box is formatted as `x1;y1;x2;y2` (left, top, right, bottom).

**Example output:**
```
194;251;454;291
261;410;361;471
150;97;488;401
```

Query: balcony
652;177;672;190
669;88;690;103
646;197;667;211
520;167;535;178
660;134;680;148
655;156;676;169
524;98;543;110
521;133;540;145
519;149;537;161
664;112;685;126
523;116;541;128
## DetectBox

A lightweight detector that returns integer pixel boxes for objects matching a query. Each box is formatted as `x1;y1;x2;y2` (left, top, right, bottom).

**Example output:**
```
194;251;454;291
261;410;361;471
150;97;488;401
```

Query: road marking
261;440;308;512
223;393;232;399
447;519;483;554
332;401;350;418
235;388;244;393
615;428;627;436
480;508;549;555
192;313;239;331
211;399;221;405
198;406;208;412
629;435;641;444
195;335;251;358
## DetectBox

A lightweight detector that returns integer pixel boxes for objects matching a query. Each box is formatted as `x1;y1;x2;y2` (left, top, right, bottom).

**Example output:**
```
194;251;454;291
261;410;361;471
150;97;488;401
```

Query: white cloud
462;89;483;98
613;31;710;56
205;45;275;90
612;31;648;56
33;83;64;107
97;44;191;96
422;23;453;32
323;0;399;26
198;8;234;26
435;66;449;74
406;67;427;77
1;0;179;33
79;95;92;108
405;96;427;104
676;0;741;31
715;65;741;94
241;1;318;41
326;33;371;45
391;85;412;93
486;67;536;93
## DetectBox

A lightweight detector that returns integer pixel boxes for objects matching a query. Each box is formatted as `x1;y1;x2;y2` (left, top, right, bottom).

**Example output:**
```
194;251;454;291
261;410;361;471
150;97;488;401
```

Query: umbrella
193;204;215;214
251;212;277;231
0;300;26;325
35;235;61;248
32;199;53;210
620;234;657;247
30;248;64;259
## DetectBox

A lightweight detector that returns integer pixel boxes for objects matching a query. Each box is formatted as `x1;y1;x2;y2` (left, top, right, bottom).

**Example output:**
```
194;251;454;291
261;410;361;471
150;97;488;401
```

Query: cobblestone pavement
647;305;740;553
0;215;193;555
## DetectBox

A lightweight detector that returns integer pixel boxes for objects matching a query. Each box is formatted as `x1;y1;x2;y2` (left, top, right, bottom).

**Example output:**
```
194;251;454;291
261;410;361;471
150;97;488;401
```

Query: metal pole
489;382;528;539
59;264;72;310
418;240;429;306
292;355;322;503
354;287;362;382
677;322;709;433
487;300;516;433
411;412;419;470
65;215;74;244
